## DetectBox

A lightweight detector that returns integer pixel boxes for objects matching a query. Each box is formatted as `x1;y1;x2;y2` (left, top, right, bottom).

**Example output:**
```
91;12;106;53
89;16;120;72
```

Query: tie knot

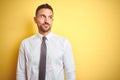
42;37;46;41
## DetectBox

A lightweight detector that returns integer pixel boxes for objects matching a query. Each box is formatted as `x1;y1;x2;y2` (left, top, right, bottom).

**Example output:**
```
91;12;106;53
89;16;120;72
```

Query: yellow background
0;0;120;80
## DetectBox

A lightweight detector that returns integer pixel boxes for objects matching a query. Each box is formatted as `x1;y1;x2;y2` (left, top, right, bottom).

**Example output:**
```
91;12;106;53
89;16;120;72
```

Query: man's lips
43;23;49;26
42;24;49;28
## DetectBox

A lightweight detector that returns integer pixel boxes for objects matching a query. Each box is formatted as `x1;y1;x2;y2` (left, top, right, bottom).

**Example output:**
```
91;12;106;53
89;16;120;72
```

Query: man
16;3;76;80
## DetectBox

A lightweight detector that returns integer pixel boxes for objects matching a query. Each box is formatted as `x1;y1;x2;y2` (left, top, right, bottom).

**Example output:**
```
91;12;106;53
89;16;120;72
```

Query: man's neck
39;31;51;36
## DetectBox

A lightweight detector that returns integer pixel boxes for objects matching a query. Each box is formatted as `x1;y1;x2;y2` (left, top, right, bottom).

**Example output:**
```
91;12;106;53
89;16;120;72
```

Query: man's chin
38;26;51;33
42;30;50;32
41;28;51;32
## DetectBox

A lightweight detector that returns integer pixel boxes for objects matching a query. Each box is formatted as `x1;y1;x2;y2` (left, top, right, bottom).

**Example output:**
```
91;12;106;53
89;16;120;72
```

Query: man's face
34;8;53;33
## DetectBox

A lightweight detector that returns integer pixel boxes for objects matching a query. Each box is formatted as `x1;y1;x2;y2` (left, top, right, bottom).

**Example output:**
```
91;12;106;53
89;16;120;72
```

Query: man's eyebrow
49;15;53;17
40;14;53;17
40;14;45;16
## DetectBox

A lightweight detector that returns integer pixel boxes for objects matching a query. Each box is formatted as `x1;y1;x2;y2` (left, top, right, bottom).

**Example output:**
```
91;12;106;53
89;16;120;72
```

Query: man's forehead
38;8;53;13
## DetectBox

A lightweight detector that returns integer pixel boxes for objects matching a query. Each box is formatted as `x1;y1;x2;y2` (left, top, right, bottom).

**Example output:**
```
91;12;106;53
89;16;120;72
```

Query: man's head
34;3;54;35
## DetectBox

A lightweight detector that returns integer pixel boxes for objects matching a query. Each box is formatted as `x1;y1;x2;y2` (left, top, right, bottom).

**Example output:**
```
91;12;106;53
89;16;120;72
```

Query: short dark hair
35;3;53;16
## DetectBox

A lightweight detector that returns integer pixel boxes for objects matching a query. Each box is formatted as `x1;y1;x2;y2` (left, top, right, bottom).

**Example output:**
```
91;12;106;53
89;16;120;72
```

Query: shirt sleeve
16;41;27;80
63;39;76;80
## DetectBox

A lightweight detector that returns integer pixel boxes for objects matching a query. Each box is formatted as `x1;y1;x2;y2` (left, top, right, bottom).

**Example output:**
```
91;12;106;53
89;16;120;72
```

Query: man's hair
35;3;53;16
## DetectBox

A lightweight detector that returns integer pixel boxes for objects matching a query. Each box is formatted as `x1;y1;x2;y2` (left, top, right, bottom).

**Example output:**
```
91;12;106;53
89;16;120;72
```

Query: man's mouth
43;23;49;26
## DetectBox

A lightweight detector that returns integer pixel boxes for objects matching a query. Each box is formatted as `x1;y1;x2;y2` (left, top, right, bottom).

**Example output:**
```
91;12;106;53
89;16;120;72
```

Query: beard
38;23;51;32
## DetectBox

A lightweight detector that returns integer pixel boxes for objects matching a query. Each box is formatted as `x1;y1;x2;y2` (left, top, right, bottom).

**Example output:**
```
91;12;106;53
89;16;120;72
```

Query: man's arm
63;40;76;80
16;41;27;80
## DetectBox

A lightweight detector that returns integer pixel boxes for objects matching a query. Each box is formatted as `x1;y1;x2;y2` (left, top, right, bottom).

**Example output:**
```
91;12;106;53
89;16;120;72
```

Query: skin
34;8;53;36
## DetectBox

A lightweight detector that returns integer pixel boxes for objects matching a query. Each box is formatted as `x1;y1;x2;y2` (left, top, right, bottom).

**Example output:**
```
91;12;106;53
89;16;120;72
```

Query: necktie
39;37;47;80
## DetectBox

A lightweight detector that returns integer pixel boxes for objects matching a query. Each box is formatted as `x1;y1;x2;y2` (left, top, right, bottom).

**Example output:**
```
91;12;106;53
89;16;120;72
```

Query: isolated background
0;0;120;80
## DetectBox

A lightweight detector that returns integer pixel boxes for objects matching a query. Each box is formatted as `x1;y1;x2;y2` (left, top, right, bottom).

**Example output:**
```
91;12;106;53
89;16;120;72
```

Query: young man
16;3;76;80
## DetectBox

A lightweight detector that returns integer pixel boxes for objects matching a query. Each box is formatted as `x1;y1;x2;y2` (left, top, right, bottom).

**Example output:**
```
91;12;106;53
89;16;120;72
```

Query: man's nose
44;17;49;23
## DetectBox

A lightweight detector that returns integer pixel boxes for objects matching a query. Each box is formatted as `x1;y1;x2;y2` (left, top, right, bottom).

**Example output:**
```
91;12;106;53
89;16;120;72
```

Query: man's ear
34;17;37;23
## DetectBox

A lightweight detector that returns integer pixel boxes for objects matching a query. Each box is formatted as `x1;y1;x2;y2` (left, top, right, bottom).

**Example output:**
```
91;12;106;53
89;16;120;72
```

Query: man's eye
49;16;53;19
40;15;45;18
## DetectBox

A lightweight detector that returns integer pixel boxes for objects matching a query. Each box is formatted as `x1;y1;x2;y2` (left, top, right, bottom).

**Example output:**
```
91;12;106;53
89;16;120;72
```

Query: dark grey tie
39;37;47;80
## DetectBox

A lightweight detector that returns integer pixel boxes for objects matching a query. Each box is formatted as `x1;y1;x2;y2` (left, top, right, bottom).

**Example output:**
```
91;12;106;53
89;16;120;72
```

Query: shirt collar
37;32;53;40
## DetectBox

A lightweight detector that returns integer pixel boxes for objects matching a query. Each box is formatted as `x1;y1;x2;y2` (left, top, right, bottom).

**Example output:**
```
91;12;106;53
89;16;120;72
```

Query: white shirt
16;32;76;80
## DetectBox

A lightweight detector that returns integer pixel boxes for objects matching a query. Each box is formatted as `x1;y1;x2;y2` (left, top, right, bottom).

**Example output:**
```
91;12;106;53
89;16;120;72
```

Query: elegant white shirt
16;32;76;80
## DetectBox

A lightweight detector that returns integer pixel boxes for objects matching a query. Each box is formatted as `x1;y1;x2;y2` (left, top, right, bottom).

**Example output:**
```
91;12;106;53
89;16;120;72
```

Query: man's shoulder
51;33;69;43
21;34;38;43
52;33;65;40
51;33;72;47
